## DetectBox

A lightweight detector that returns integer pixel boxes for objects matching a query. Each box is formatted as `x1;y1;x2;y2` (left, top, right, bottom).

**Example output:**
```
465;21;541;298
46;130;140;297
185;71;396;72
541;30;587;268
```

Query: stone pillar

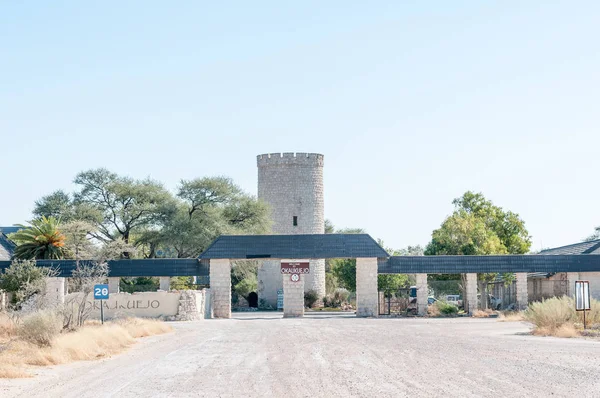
516;272;528;310
416;273;428;316
283;273;305;317
356;258;378;317
45;277;65;307
159;277;171;291
258;259;283;308
108;277;120;293
210;259;232;318
465;273;477;315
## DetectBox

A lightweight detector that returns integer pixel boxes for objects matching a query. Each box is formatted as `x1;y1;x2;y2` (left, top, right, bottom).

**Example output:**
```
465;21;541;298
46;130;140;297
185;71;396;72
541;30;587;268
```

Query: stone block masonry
465;273;477;315
415;274;428;316
108;277;120;293
210;259;231;318
45;277;65;307
159;276;170;291
257;152;326;306
515;272;528;310
356;258;378;317
283;273;305;317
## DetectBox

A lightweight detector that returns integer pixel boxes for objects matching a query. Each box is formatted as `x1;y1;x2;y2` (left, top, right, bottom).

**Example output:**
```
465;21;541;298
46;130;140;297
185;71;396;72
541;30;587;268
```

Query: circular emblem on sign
290;273;300;282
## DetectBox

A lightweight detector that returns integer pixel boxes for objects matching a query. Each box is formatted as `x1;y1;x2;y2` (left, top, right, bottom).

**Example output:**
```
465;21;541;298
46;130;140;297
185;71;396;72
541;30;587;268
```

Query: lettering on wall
89;300;161;310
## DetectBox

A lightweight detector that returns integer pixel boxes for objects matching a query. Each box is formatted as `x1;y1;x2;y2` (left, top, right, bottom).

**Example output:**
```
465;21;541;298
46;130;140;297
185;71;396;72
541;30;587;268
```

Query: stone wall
465;273;477;315
64;290;210;320
282;273;304;317
415;274;428;316
257;153;324;235
257;259;283;308
356;258;378;317
210;259;231;318
257;153;326;306
515;273;528;310
45;277;65;307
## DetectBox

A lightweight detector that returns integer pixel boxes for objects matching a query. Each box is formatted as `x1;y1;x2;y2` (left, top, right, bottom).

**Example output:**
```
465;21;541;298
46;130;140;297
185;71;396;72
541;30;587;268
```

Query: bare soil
2;313;600;397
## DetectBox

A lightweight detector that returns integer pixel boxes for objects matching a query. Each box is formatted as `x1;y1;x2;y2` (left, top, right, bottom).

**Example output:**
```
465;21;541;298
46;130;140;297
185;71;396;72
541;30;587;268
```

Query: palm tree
8;216;67;260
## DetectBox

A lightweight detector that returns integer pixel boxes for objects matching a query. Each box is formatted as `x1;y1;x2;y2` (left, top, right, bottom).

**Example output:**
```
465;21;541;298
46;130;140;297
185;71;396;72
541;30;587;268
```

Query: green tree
73;168;177;244
586;226;600;241
139;178;270;258
331;259;356;292
33;190;73;220
9;216;68;260
395;245;424;256
425;191;531;309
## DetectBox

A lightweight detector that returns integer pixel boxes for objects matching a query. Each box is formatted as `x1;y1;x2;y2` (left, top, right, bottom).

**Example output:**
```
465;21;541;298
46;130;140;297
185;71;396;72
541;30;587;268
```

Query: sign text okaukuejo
280;262;310;274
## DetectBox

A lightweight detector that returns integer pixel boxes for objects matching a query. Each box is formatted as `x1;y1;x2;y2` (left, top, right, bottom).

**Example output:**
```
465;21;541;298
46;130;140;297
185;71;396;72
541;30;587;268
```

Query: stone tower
256;152;325;307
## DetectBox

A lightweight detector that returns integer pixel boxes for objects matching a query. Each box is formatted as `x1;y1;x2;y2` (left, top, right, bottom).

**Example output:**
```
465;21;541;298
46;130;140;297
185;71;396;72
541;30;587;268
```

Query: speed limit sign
290;274;300;282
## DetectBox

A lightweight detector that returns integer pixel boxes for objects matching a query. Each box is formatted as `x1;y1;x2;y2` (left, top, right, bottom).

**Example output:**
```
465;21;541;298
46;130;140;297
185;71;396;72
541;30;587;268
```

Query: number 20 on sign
94;284;109;324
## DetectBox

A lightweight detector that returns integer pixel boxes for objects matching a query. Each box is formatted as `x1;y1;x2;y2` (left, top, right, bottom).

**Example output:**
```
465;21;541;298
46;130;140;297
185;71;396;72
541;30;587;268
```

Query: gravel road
2;313;600;398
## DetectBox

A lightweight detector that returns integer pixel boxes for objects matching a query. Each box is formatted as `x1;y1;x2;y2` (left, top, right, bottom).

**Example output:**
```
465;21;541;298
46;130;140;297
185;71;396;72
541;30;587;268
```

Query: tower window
293;216;298;226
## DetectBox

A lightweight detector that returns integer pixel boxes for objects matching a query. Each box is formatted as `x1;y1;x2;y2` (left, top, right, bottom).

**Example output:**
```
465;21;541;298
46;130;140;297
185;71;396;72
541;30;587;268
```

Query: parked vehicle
445;295;463;308
476;294;503;310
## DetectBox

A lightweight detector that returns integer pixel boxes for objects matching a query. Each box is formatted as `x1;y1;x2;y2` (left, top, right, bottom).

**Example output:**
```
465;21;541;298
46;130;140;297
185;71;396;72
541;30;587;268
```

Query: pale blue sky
1;1;598;251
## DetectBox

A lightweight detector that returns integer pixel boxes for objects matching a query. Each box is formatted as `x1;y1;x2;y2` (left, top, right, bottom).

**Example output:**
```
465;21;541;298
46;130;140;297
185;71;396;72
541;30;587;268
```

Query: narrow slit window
293;216;298;226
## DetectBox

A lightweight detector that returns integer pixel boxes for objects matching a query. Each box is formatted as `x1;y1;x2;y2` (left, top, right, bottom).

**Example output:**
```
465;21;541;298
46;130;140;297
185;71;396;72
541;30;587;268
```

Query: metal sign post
575;280;590;329
94;284;110;324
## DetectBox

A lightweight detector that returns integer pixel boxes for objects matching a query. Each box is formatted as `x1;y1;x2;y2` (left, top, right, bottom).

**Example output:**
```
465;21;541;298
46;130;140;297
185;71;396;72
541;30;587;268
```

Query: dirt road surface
2;313;600;397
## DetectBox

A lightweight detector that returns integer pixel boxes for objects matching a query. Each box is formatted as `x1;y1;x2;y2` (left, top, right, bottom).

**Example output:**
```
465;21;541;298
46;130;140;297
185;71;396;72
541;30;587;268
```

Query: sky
1;1;599;251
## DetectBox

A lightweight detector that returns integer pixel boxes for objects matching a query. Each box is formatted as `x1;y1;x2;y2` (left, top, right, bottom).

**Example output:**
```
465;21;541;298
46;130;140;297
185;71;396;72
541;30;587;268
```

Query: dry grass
0;313;18;343
498;311;526;322
0;317;172;378
524;296;600;338
533;323;579;338
473;309;494;318
525;296;575;330
427;304;440;317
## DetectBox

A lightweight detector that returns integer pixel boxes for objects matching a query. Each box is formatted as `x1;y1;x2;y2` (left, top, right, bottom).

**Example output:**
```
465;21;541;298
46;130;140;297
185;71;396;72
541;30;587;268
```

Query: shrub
322;288;350;308
436;301;458;315
304;290;319;308
525;296;576;330
233;275;257;300
0;260;55;308
18;310;62;347
325;272;338;295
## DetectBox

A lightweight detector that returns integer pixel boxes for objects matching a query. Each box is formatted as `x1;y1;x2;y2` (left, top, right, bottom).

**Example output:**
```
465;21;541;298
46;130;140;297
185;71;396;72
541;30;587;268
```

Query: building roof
0;226;21;235
0;258;209;278
0;234;14;260
199;234;390;259
539;240;600;255
378;255;600;274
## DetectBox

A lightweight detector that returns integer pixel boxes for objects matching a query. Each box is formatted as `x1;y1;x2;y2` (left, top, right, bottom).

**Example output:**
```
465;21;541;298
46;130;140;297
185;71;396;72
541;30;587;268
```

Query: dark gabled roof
0;226;21;235
539;240;600;255
0;234;15;261
199;234;390;259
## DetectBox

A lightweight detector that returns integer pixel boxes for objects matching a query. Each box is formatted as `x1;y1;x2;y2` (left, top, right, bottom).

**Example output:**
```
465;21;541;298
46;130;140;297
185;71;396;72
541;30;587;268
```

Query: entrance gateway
6;234;600;319
200;233;600;319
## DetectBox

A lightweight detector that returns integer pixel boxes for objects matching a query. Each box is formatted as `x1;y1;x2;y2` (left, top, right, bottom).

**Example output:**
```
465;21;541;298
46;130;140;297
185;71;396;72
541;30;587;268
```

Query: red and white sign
280;262;310;275
281;261;309;283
